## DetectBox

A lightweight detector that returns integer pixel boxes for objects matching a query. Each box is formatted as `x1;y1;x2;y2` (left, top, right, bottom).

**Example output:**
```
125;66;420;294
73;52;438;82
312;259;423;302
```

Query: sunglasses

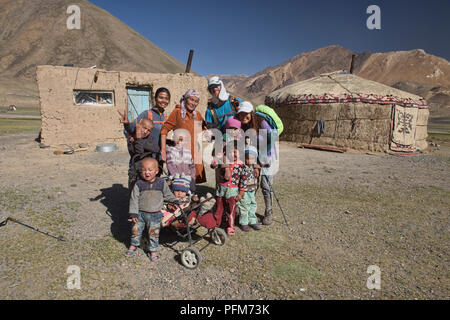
208;84;220;89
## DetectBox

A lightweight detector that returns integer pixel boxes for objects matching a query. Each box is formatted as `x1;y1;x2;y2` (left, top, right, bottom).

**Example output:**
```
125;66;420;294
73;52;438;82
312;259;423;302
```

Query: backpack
207;96;240;129
146;109;166;125
255;105;284;135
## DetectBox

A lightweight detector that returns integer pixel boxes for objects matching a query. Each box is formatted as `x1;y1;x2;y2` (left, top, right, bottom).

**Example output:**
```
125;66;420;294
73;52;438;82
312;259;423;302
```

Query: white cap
208;76;221;87
208;76;229;101
237;101;254;114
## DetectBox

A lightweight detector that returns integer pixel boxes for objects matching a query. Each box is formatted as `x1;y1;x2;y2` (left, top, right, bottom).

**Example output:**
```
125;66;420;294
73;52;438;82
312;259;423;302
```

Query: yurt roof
265;71;428;108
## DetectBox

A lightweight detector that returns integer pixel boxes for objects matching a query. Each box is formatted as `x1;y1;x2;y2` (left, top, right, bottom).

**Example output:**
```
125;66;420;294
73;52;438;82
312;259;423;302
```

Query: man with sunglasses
205;76;242;132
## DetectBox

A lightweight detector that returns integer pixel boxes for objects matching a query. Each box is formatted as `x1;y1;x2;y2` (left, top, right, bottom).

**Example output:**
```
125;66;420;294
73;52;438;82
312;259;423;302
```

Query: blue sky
89;0;450;76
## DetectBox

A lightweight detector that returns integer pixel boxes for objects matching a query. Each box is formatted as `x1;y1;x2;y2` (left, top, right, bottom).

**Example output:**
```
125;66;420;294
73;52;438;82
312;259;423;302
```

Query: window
73;90;114;106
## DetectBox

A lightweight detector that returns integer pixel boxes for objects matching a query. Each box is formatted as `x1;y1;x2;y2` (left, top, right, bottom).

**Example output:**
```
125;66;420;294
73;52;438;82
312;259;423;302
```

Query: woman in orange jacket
160;89;208;183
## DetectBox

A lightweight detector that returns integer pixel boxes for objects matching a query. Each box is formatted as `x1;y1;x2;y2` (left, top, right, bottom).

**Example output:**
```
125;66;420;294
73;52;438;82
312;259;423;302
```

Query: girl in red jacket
211;143;247;235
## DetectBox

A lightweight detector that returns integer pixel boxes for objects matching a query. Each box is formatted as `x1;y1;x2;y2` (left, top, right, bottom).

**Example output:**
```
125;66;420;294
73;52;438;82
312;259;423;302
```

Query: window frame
73;90;115;106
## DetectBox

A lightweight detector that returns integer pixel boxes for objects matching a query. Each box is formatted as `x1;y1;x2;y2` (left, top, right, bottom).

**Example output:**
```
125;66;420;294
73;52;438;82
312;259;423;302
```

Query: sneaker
249;223;262;230
240;225;251;232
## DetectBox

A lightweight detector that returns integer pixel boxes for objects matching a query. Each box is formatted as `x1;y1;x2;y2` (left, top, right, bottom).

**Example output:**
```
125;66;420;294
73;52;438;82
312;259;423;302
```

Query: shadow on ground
90;183;130;247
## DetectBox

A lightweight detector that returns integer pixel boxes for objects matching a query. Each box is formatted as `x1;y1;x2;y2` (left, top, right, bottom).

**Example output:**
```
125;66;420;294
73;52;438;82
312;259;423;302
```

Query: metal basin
95;143;117;152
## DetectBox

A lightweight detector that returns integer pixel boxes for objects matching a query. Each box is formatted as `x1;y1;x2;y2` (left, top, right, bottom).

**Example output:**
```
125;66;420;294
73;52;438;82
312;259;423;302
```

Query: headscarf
180;89;200;120
208;76;229;102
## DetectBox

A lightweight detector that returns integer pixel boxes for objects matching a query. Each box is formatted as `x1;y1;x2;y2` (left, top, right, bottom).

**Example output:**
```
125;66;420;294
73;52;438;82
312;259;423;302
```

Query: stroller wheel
211;228;227;246
181;247;201;269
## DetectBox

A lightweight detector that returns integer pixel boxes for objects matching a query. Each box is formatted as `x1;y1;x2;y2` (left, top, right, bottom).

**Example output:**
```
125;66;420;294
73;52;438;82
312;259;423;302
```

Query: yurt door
390;104;418;151
127;87;150;122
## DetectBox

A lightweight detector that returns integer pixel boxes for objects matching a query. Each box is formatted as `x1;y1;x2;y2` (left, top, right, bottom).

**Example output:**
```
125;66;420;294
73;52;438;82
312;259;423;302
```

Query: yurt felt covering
265;72;429;152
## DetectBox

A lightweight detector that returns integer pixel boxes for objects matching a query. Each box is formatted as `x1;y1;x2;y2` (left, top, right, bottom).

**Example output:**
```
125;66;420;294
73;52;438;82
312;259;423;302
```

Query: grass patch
428;185;444;192
0;187;74;237
271;260;321;282
428;132;450;142
64;201;82;211
202;223;323;298
277;181;450;213
0;186;128;299
246;231;288;253
0;106;40;116
85;235;125;264
428;119;450;141
0;118;41;134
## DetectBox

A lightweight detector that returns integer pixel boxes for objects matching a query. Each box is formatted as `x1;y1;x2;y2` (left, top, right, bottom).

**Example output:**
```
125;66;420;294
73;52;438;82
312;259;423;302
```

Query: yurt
265;71;429;152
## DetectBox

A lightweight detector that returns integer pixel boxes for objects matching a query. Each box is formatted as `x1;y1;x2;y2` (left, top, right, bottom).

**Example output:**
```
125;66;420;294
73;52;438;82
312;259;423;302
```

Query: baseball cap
237;101;254;114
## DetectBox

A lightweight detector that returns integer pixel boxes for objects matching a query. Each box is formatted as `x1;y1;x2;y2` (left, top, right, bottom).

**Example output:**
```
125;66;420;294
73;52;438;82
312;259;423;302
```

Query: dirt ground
0;131;449;300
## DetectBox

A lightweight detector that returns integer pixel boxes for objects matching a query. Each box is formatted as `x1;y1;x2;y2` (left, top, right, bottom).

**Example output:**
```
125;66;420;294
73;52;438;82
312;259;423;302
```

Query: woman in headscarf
160;89;208;183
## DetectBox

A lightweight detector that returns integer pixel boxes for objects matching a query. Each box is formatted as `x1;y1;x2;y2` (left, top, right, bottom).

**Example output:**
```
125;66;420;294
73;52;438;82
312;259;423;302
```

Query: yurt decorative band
268;94;428;109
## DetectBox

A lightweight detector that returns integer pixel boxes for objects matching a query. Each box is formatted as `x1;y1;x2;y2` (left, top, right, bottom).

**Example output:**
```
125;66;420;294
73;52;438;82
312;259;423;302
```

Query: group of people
119;76;278;262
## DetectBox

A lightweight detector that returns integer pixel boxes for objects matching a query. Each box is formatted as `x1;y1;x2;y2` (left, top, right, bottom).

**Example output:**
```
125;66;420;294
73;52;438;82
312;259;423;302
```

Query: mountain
221;45;450;118
224;45;359;102
0;0;189;107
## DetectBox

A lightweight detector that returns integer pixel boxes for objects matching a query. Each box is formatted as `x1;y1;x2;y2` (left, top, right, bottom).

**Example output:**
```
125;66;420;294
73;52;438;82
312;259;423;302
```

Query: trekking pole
261;166;289;227
5;217;65;241
0;218;8;227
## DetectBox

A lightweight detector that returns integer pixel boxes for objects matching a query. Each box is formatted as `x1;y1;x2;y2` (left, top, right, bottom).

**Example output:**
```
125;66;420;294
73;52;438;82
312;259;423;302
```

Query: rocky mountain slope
218;45;450;118
0;0;189;107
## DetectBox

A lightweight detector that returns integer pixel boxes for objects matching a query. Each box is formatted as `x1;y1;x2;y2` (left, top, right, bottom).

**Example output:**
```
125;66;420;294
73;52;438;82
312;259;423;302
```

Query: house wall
274;102;429;152
36;65;209;146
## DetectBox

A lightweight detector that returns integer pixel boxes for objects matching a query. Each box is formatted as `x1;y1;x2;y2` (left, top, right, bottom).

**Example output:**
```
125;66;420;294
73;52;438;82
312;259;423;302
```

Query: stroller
164;197;227;269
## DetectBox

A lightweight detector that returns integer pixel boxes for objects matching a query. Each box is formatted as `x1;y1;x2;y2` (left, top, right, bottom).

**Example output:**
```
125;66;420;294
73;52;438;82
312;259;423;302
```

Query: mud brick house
36;65;208;146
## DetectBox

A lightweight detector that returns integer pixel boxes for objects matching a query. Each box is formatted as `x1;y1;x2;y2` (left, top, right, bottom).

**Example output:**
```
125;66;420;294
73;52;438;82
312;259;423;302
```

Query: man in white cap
205;76;242;132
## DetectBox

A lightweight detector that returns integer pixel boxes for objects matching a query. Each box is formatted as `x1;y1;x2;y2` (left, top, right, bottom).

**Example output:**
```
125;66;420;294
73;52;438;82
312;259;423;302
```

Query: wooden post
185;50;194;73
349;54;356;74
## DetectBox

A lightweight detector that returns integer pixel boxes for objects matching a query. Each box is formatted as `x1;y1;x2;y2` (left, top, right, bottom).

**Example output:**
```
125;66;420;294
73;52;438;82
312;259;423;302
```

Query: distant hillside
0;0;190;107
205;74;248;87
221;45;450;118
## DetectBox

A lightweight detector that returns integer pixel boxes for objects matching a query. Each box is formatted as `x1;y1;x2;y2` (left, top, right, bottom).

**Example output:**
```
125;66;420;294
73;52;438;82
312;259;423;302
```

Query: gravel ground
0;132;449;300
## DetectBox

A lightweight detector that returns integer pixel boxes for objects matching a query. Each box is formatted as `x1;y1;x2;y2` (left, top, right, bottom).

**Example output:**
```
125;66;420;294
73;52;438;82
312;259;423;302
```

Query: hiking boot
262;213;273;226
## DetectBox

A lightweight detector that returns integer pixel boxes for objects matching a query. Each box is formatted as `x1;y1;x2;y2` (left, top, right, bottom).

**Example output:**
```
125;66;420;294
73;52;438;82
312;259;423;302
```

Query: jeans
131;211;163;252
